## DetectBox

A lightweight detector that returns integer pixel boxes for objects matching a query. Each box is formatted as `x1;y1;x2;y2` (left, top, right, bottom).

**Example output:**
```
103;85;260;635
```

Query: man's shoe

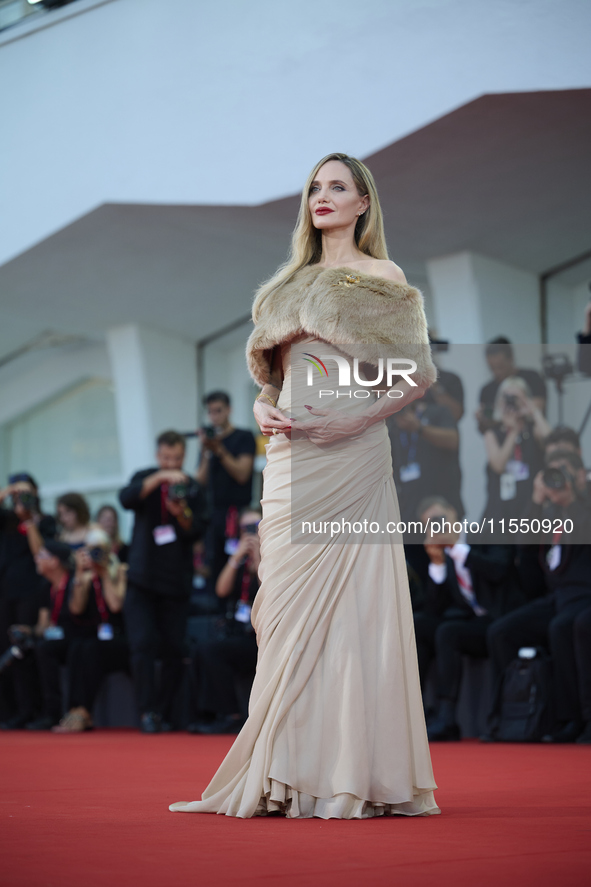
575;721;591;744
140;712;161;734
544;720;584;743
26;716;59;731
428;719;461;741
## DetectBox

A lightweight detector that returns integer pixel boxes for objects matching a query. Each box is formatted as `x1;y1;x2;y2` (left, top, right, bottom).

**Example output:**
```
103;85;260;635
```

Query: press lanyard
160;483;170;525
92;575;109;623
51;574;69;624
240;557;252;602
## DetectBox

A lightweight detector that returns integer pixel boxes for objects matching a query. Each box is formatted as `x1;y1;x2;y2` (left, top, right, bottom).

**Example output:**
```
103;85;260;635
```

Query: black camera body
10;490;37;512
503;394;520;410
542;466;574;491
0;626;36;675
167;479;200;502
201;425;216;439
88;546;109;566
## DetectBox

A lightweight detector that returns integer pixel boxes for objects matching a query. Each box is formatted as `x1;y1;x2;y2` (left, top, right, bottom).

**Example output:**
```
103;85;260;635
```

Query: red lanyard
240;556;252;602
160;483;170;525
514;441;522;462
225;506;239;539
51;574;69;624
92;575;109;623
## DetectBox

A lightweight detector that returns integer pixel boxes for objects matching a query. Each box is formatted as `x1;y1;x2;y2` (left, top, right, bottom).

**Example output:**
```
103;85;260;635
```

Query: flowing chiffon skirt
170;337;439;819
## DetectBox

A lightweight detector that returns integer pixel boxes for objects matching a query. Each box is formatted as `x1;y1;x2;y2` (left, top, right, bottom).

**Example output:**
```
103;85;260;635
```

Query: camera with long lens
167;479;200;502
0;626;36;675
542;465;574;491
201;425;216;439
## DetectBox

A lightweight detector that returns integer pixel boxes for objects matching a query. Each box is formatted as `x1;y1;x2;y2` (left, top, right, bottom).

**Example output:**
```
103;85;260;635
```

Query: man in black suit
119;430;208;733
486;450;591;743
412;497;523;740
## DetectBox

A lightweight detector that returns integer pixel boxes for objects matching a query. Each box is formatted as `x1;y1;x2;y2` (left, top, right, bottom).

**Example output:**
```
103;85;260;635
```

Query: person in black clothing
52;528;128;733
485;452;591;743
28;540;103;729
189;508;261;735
573;604;591;744
412;497;523;740
196;392;256;594
388;395;464;547
576;299;591;377
0;474;56;727
119;429;208;733
479;377;550;536
476;340;547;436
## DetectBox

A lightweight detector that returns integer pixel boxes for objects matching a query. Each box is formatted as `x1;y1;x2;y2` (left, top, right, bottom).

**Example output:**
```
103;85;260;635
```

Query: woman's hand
253;399;292;436
290;406;369;445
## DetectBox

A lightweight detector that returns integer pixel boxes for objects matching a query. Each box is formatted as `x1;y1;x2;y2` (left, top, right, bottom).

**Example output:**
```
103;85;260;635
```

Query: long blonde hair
252;153;389;322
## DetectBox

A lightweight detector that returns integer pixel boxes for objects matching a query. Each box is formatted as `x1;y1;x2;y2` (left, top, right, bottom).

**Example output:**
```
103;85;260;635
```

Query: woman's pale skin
253;159;426;443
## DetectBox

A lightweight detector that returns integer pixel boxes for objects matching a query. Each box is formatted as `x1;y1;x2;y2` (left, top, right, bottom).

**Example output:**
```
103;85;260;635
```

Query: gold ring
272;428;278;435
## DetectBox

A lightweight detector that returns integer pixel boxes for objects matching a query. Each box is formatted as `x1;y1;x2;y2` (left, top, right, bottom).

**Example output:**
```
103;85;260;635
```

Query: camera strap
92;576;109;623
51;574;69;624
160;483;170;525
240;557;252;602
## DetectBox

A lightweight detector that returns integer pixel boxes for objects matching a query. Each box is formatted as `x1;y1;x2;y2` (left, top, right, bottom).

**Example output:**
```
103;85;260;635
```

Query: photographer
486;450;591;742
53;528;128;733
0;474;56;728
189;508;261;735
119;429;208;733
476;340;546;435
196;392;256;593
387;394;464;541
28;540;104;729
480;377;550;530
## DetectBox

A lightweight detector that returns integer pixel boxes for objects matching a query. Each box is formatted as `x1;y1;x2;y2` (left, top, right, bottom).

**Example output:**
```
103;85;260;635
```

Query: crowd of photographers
1;333;591;744
0;391;258;735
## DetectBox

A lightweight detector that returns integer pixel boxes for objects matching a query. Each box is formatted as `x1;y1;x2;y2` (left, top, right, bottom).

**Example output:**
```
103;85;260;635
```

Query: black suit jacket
422;544;524;620
119;468;208;596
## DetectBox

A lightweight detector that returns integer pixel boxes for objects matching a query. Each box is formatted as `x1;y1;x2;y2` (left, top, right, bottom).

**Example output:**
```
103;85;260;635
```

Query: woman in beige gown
170;153;440;819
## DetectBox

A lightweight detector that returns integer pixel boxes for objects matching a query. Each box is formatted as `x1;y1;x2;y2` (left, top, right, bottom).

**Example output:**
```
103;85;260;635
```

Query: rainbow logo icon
302;353;329;376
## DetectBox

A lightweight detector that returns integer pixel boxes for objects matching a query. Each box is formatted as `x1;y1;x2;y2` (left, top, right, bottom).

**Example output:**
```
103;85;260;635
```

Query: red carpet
1;732;590;887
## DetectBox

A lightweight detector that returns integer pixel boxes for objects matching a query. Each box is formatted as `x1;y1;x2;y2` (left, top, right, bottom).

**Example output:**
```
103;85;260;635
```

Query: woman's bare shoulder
366;259;407;284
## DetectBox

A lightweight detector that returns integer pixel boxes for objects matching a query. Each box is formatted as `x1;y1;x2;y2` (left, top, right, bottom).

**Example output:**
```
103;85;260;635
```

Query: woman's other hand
291;406;368;445
253;399;292;436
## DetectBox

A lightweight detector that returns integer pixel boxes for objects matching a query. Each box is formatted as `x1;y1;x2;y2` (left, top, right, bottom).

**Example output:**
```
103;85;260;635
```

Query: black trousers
35;637;83;719
123;583;189;719
413;611;441;691
194;633;258;716
414;611;492;701
203;507;231;595
487;595;591;723
0;594;42;720
68;637;130;712
573;604;591;722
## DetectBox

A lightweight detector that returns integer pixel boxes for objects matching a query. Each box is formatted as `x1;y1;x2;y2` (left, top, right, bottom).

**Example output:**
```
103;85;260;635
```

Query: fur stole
246;265;437;389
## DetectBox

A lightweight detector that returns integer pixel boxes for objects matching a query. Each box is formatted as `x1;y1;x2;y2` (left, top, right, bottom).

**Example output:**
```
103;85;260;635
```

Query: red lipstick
315;208;334;215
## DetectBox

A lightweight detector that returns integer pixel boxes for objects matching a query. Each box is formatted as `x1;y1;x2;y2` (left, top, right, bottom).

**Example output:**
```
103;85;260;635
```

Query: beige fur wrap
246;264;438;390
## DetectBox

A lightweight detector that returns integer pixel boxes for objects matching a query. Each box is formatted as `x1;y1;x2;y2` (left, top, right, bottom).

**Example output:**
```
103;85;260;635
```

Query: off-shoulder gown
170;334;440;819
